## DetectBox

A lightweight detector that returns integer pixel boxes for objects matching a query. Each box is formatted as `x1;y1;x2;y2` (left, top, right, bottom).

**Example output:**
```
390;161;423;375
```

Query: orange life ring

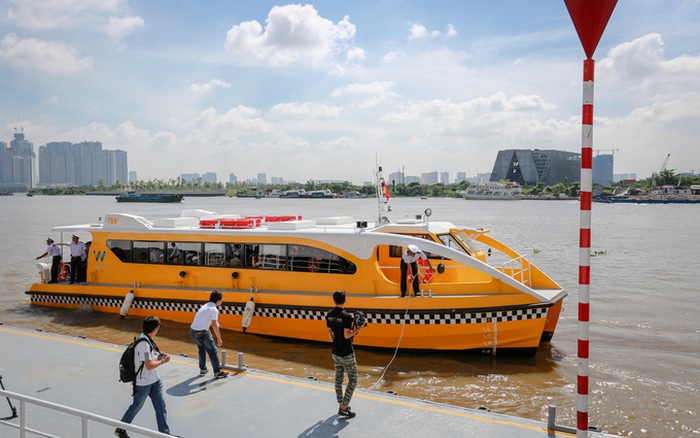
307;257;320;272
57;262;68;282
407;258;433;284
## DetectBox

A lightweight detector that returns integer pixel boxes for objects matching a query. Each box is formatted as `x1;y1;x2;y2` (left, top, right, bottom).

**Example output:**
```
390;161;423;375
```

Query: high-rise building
256;173;267;184
202;172;217;183
420;171;438;185
440;172;449;185
37;141;127;186
490;149;580;186
592;154;614;184
455;172;466;184
1;128;35;188
229;173;237;184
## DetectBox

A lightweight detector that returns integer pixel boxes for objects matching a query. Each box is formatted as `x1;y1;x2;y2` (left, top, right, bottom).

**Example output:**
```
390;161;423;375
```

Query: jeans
120;379;170;434
332;353;358;407
190;329;221;373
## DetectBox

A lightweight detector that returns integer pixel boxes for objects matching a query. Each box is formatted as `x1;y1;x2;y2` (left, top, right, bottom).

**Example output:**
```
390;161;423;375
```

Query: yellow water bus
27;206;566;354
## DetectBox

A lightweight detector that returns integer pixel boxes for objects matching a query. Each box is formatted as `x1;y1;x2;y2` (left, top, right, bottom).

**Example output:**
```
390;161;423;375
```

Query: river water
1;195;698;437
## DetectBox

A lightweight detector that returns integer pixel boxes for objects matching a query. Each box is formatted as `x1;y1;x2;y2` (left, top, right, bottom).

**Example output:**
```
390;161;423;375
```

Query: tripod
0;373;18;421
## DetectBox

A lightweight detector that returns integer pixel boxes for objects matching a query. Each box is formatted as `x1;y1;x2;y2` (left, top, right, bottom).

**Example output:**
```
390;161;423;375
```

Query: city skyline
1;1;699;182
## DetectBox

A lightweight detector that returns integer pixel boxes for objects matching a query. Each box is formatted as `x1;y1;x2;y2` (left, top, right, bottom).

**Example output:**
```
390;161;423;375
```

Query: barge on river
27;172;565;353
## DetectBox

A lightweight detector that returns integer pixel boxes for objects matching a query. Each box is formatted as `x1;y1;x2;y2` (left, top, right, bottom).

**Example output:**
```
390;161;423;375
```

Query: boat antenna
375;164;391;224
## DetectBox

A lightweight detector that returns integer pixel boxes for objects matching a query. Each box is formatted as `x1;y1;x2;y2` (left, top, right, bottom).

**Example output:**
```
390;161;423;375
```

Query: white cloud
408;23;446;40
269;103;343;119
598;33;700;93
189;79;232;95
0;34;93;73
7;0;142;43
104;16;145;44
224;4;361;69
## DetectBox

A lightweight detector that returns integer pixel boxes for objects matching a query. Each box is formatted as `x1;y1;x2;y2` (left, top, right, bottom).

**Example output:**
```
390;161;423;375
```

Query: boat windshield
436;233;470;255
450;230;483;255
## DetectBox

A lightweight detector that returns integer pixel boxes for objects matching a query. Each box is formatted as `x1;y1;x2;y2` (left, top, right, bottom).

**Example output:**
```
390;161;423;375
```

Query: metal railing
0;389;170;438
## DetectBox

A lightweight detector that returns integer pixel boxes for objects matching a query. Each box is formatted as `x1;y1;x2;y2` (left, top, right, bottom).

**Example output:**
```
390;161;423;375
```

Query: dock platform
0;326;615;437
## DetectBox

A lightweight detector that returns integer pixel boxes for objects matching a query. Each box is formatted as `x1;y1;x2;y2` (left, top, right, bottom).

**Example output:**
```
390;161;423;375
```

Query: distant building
129;171;138;183
38;141;127;186
202;172;217;183
0;128;35;188
455;172;466;184
440;172;449;185
613;173;637;182
420;171;438;185
490;149;580;186
271;176;284;185
388;170;404;185
256;173;267;184
592;154;614;184
229;173;237;184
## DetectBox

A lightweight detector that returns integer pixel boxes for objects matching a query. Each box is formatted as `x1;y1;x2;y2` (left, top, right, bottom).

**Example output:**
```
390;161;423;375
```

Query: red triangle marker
564;0;618;58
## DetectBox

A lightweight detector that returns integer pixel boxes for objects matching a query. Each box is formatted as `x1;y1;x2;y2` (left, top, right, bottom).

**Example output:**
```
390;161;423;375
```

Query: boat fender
437;263;445;274
231;272;239;279
424;208;432;217
242;298;255;332
120;290;135;319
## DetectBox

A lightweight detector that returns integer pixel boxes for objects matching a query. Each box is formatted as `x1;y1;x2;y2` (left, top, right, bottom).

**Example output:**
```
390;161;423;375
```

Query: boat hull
26;284;564;352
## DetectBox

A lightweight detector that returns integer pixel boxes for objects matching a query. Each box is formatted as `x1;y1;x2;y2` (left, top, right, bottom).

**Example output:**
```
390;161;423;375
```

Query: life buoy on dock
120;290;135;319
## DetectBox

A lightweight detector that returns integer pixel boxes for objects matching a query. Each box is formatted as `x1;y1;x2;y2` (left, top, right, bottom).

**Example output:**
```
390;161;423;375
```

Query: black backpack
119;337;155;383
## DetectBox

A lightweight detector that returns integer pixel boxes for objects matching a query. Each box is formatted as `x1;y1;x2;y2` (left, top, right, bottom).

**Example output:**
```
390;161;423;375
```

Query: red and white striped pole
577;58;594;438
564;2;617;436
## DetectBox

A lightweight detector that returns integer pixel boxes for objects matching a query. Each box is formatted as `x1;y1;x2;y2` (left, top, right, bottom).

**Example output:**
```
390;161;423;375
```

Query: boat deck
0;326;616;437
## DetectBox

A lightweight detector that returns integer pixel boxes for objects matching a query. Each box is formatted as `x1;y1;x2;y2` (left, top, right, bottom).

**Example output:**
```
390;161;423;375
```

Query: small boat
458;181;523;200
115;192;184;203
27;167;565;354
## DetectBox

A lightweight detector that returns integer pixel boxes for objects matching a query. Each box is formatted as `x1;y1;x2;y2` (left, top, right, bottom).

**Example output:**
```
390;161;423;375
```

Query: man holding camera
326;290;366;418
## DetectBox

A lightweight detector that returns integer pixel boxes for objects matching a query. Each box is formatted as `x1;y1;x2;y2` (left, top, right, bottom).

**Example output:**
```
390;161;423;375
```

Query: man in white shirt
63;234;86;284
116;316;177;438
36;237;63;283
400;244;433;297
190;290;227;379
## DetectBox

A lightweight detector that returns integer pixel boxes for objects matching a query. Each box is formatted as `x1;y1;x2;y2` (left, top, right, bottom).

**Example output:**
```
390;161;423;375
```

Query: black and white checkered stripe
28;293;548;326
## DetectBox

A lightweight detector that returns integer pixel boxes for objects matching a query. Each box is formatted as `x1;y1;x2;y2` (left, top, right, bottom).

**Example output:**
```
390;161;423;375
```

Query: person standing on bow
400;244;433;297
190;290;227;379
59;234;86;284
36;237;62;283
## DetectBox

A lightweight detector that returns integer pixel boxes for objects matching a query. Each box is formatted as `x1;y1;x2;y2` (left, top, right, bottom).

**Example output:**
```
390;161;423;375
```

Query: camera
353;311;367;329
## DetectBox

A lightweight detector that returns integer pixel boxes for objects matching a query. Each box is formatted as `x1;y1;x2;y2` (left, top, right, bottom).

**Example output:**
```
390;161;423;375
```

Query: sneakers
338;406;356;418
114;429;130;438
199;369;208;377
215;371;228;379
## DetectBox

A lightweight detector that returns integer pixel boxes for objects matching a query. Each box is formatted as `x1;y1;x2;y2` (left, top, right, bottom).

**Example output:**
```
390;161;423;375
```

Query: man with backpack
116;316;178;438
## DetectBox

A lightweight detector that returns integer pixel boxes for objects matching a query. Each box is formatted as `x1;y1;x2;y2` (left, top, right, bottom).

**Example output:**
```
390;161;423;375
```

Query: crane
652;153;671;189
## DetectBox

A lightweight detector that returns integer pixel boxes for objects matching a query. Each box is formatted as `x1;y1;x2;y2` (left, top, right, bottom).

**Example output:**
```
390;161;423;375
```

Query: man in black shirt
326;290;366;418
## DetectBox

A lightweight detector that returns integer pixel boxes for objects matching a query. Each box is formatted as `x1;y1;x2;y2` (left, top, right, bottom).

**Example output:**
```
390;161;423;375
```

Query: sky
1;1;699;184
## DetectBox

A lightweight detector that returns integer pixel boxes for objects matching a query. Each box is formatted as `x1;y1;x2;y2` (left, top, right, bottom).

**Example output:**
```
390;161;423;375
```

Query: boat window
107;239;132;262
204;243;225;267
133;241;166;264
452;231;482;255
437;234;469;255
105;239;356;274
288;244;356;274
180;242;203;266
258;244;287;270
